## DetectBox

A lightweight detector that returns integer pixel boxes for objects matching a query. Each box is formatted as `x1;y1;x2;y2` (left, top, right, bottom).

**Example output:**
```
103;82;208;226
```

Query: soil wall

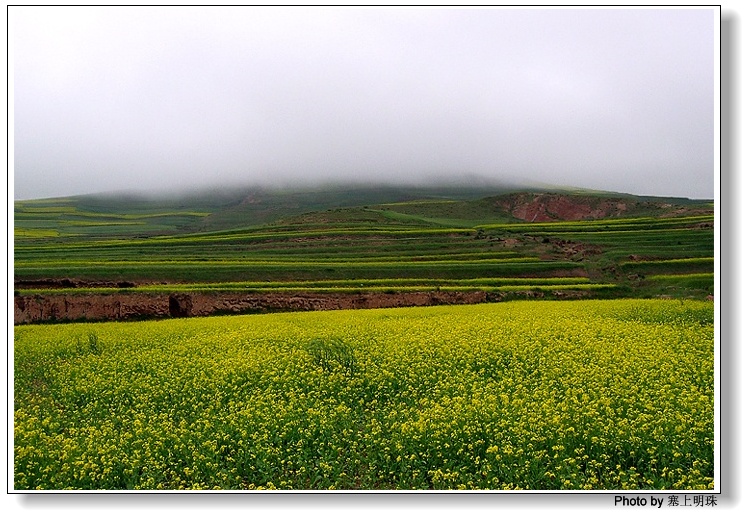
14;290;504;324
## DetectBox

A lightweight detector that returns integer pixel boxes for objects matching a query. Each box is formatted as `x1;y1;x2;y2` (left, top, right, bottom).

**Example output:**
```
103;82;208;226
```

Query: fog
11;6;716;200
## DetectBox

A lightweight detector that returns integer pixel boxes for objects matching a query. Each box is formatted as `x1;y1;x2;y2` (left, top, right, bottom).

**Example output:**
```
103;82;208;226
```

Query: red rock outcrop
494;193;633;222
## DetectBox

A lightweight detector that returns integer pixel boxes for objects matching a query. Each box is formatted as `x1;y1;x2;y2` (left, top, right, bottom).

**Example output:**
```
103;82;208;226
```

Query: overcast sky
11;6;716;200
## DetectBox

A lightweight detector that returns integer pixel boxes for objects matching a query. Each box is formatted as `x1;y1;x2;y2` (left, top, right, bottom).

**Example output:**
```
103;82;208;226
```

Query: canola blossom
14;299;714;490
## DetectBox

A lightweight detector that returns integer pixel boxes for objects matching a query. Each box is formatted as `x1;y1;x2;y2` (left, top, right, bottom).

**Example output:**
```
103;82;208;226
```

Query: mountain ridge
14;183;713;239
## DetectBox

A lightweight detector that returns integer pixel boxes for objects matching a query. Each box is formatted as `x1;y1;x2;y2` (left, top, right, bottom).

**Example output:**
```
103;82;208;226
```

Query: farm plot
14;199;211;239
14;299;714;490
479;215;714;296
480;216;714;263
14;225;587;284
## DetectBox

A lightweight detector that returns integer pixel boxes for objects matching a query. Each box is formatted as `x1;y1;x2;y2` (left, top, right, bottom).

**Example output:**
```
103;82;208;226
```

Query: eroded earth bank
13;291;492;324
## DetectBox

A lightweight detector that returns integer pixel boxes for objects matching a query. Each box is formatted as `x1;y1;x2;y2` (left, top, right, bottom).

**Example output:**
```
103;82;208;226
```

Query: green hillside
14;185;714;305
15;183;526;240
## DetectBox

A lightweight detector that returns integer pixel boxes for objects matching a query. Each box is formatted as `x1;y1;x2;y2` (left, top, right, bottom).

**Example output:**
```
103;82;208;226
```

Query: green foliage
306;338;357;376
620;258;714;276
85;333;102;355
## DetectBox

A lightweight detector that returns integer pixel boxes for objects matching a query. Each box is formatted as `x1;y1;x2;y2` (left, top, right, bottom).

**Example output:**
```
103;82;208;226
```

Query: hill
14;183;522;239
15;184;711;239
13;184;714;323
279;190;711;228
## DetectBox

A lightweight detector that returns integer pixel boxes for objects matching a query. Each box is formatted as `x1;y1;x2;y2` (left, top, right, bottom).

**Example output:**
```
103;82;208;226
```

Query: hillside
280;190;711;227
14;184;517;239
15;184;711;239
13;185;714;323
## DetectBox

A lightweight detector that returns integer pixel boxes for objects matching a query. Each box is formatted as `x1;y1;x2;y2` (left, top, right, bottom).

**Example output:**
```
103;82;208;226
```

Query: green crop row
620;258;714;274
477;215;712;232
17;278;603;295
15;208;211;219
14;232;481;255
14;229;61;238
15;257;541;269
645;274;714;291
15;260;586;284
16;284;621;296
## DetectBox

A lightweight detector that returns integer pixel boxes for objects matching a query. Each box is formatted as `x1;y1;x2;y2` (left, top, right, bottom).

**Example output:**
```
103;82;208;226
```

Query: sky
11;6;717;200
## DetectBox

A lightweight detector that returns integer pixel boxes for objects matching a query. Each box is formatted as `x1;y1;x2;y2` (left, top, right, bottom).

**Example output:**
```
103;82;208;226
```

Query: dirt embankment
15;290;510;324
492;193;713;223
494;193;633;222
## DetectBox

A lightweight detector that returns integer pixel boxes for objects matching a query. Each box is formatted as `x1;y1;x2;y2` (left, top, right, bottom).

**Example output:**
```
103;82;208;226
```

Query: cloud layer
12;7;716;199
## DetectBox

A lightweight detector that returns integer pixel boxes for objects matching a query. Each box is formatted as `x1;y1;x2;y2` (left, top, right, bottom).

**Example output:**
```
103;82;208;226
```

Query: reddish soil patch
14;291;484;324
13;289;594;324
494;193;632;222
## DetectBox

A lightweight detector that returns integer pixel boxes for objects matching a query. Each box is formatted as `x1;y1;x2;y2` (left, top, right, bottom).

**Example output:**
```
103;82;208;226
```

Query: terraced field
13;187;714;322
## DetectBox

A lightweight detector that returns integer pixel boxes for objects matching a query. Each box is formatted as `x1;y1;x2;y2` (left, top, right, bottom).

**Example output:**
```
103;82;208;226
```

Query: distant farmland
14;187;713;323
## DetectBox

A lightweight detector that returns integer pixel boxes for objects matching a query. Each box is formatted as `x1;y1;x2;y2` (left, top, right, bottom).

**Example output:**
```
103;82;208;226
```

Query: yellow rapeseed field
14;299;714;490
